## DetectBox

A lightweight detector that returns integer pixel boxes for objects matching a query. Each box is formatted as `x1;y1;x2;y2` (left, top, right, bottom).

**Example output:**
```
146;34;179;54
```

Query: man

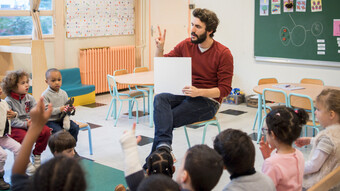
149;8;233;162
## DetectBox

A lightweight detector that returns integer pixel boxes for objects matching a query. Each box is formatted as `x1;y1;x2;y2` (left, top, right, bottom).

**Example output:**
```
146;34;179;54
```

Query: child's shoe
31;154;41;168
0;171;10;190
26;162;36;176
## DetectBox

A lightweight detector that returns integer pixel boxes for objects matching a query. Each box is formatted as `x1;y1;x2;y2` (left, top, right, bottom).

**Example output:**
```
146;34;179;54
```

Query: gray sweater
5;94;36;129
42;87;68;121
223;172;276;191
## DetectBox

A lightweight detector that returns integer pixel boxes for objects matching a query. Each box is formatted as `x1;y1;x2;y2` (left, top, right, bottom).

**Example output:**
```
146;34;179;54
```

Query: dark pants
151;93;220;153
46;120;79;141
10;126;52;155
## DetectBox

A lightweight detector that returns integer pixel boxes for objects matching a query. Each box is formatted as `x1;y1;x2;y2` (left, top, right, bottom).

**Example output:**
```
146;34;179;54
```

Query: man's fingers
157;26;162;37
163;29;166;39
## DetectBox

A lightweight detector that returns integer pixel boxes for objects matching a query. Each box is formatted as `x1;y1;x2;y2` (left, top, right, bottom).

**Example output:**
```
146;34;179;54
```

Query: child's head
48;131;76;158
265;106;308;146
137;174;180;191
214;129;255;175
176;144;223;191
316;89;340;127
30;155;86;191
1;70;29;95
45;68;62;92
147;147;174;177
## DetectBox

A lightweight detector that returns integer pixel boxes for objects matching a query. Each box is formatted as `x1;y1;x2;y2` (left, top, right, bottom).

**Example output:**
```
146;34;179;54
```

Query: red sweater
164;38;234;103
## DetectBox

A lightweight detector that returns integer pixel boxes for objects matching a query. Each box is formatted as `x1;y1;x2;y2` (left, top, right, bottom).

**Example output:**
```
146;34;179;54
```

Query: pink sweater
262;149;305;191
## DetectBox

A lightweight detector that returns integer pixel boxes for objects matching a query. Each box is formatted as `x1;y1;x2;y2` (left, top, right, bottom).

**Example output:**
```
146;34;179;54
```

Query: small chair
134;67;150;113
307;166;340;191
288;93;320;137
257;88;288;143
106;70;145;126
300;78;324;85
183;117;221;147
253;78;279;130
74;121;93;155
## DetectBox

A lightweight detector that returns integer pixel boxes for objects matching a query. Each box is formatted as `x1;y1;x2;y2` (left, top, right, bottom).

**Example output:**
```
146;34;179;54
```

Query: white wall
193;0;340;95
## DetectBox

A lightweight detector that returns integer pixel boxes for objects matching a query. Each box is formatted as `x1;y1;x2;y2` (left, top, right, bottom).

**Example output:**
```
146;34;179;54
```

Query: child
11;96;86;191
137;174;180;191
2;70;51;168
260;106;308;191
213;129;275;191
48;131;76;158
295;89;340;190
42;68;79;142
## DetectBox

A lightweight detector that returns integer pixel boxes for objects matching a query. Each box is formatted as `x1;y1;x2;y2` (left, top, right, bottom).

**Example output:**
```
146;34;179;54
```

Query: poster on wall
311;0;322;12
296;0;306;12
259;0;269;16
271;0;281;14
283;0;294;12
66;0;134;38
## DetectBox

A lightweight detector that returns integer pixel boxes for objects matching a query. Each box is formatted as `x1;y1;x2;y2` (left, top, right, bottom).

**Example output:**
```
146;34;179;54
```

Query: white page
154;57;192;95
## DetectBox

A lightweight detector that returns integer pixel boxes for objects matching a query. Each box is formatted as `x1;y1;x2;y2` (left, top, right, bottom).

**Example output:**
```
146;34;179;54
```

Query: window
0;0;54;38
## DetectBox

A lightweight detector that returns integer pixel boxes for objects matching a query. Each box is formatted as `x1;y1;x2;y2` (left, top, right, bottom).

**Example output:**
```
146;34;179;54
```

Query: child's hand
120;123;142;149
60;106;66;112
295;137;311;147
7;109;16;119
259;136;274;159
29;97;52;134
26;119;31;128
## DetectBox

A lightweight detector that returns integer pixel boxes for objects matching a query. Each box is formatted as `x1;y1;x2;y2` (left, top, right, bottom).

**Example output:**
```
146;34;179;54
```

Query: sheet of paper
273;84;305;90
154;57;192;95
334;19;340;36
260;0;269;16
271;0;281;14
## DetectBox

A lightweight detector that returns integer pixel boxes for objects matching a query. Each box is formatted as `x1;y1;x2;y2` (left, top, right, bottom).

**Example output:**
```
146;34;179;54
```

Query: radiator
79;46;135;94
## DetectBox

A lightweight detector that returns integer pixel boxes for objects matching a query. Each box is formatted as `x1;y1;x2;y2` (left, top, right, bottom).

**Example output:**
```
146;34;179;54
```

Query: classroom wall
193;0;340;95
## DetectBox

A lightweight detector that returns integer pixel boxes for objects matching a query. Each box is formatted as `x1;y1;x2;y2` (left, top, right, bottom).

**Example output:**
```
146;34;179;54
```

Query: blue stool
75;121;93;155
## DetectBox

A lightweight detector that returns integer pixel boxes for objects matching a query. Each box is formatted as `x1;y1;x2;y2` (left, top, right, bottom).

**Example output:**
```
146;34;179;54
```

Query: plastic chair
252;78;279;130
257;88;288;143
300;78;324;85
183;117;221;147
133;67;150;113
106;70;145;126
307;166;340;191
288;93;320;137
74;121;93;155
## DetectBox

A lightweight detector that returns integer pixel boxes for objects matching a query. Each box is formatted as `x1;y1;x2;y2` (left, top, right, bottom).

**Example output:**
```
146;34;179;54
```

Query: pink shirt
262;149;305;191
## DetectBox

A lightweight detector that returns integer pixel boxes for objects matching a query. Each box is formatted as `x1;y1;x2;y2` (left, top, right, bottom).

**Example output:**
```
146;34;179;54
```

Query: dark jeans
46;120;79;141
151;93;220;152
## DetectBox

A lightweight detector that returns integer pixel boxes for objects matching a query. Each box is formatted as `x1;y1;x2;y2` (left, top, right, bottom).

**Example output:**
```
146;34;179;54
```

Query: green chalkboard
255;0;340;63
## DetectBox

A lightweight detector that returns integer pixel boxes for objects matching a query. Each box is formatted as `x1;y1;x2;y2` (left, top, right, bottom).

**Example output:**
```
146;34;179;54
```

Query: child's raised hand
7;109;16;119
259;136;274;159
29;97;52;133
120;123;141;149
295;137;311;147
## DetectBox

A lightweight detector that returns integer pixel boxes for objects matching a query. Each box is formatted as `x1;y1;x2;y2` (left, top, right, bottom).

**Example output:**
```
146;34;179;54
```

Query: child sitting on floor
295;89;340;190
42;68;79;142
48;131;76;158
10;96;86;191
260;106;308;191
213;128;275;191
2;70;51;169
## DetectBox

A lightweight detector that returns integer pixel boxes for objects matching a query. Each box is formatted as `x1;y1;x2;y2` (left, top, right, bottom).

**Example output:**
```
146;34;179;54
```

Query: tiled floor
4;93;312;190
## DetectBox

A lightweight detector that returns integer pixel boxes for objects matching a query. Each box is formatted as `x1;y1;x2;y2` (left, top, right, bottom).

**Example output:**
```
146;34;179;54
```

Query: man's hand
295;137;312;147
259;136;275;159
182;86;201;97
155;26;166;52
7;109;16;119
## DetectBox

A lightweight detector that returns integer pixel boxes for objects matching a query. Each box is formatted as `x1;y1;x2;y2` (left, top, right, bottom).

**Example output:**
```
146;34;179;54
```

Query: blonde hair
317;89;340;122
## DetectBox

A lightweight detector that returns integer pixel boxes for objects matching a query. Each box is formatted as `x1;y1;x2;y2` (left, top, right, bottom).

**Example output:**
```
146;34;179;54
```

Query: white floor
4;93;312;190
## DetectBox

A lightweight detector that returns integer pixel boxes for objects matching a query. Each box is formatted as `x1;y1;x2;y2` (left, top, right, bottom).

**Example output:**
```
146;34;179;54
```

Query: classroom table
253;83;340;142
114;71;154;127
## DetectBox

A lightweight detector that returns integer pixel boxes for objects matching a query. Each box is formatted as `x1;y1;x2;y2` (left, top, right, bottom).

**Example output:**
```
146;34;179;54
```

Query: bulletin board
254;0;340;64
65;0;134;38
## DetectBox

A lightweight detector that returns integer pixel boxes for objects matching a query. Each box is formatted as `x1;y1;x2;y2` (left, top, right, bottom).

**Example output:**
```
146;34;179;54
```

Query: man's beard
191;31;207;44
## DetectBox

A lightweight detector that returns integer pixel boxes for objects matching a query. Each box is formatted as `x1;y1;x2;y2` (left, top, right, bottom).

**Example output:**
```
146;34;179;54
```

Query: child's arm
295;137;312;147
43;95;64;115
6;100;28;129
12;97;52;175
259;136;275;159
7;109;17;119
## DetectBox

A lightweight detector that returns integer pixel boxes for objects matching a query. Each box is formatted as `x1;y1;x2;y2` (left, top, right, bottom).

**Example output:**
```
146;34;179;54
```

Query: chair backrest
307;166;340;191
134;67;149;73
288;93;318;124
258;78;278;85
114;69;128;76
300;78;324;85
107;74;119;97
262;88;288;115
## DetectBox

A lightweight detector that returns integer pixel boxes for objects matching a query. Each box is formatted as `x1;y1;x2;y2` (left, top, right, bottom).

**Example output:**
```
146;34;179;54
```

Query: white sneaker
31;154;41;168
26;162;36;176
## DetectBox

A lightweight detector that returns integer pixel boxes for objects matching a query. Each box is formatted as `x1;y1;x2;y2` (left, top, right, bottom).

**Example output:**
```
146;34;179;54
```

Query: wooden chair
300;78;324;85
288;93;320;137
74;121;93;155
307;166;340;191
253;78;279;130
183;117;221;147
257;88;288;143
106;70;145;126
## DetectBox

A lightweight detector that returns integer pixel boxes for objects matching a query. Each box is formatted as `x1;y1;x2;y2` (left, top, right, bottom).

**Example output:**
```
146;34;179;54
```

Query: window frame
0;0;55;41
